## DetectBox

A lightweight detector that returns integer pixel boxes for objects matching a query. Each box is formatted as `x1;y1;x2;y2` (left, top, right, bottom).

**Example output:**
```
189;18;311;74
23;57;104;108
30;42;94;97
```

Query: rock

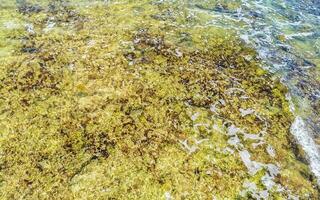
239;108;255;117
266;145;276;158
228;136;242;147
227;124;240;136
239;150;263;175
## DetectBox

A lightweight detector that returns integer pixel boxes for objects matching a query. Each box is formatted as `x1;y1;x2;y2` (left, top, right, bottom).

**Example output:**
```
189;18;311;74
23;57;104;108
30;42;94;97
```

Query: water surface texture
0;0;319;199
190;0;320;184
190;0;320;186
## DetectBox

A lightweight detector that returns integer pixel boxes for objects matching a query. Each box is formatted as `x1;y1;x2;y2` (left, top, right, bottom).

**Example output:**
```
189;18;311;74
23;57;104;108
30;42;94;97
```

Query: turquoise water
190;0;320;183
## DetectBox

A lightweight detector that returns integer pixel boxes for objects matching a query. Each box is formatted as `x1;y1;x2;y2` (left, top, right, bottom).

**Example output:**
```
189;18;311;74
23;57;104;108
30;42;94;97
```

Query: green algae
0;0;319;199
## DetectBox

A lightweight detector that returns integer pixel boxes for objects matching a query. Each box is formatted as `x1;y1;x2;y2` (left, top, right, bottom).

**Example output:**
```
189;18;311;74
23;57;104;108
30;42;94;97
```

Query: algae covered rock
0;0;319;199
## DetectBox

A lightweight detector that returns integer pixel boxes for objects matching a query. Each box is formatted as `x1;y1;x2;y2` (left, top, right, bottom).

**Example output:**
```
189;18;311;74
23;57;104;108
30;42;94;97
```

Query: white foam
290;116;320;185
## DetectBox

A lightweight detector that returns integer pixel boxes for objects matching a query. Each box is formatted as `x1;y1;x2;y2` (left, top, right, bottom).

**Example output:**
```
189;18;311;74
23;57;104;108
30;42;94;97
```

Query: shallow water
0;0;320;198
190;0;320;184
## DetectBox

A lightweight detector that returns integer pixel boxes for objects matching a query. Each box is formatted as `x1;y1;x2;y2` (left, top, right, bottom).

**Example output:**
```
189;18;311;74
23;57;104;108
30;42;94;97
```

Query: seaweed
17;0;43;15
0;0;319;199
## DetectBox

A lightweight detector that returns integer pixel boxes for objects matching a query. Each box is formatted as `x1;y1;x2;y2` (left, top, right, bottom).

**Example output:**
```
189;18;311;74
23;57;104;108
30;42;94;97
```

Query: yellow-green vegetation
0;0;319;199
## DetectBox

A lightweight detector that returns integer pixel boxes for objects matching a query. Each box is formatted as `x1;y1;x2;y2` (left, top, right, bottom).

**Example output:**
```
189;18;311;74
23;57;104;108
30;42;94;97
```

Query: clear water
0;0;319;194
190;0;320;183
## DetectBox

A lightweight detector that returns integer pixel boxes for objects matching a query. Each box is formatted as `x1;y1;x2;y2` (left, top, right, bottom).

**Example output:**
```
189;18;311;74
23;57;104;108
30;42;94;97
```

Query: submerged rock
239;150;263;175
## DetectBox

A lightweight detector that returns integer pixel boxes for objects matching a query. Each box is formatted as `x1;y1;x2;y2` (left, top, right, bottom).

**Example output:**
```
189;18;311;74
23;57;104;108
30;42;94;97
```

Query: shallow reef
0;0;319;199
